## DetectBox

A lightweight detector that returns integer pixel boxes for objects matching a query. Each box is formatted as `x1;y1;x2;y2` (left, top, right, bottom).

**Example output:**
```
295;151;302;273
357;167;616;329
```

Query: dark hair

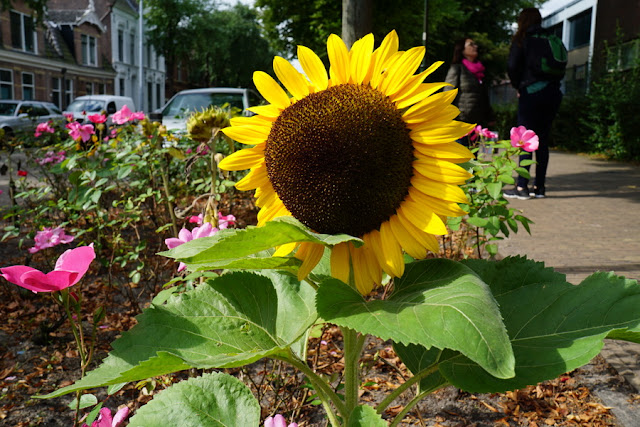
452;37;470;64
513;8;542;46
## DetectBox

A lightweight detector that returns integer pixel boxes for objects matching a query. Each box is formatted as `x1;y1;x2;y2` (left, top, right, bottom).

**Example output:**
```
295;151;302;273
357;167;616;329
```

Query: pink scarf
462;58;485;83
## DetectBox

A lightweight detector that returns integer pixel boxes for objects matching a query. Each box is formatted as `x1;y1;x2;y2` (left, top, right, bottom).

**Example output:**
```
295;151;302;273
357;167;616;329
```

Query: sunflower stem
342;326;366;421
274;353;347;422
375;362;441;414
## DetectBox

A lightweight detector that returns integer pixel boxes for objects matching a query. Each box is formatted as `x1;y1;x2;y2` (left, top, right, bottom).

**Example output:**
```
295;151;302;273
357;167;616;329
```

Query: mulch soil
1;194;639;426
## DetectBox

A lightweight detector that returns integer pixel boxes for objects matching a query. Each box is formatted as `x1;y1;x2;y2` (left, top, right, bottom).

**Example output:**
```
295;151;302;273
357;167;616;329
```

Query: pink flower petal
112;407;130;427
165;237;184;249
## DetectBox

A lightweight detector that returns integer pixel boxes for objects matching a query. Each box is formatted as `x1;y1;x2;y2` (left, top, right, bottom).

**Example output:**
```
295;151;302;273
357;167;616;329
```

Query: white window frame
64;78;73;108
22;72;34;100
0;68;14;99
10;10;37;53
129;31;136;65
117;28;124;62
81;34;98;66
51;77;61;108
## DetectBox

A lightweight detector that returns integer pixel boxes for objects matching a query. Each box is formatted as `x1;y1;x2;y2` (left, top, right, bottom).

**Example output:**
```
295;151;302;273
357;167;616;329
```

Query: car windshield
162;93;244;117
0;102;18;116
66;99;106;113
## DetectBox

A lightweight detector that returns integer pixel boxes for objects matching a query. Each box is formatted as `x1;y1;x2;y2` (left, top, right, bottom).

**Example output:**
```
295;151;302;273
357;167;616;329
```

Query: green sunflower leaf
316;258;515;379
347;404;387;426
159;216;362;272
127;373;260;427
401;256;640;393
40;270;317;398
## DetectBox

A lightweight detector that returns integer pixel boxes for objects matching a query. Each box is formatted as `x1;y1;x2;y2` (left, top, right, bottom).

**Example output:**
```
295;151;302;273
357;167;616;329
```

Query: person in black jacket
444;37;494;147
504;8;563;200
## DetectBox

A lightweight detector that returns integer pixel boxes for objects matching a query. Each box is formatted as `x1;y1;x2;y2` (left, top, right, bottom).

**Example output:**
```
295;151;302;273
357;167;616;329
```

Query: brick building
0;0;165;111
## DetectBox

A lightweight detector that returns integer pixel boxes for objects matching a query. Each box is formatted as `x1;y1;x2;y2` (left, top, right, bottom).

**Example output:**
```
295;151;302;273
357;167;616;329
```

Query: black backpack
528;32;568;81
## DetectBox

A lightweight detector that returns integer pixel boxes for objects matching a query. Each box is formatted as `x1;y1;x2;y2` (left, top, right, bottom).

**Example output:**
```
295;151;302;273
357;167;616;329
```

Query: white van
64;95;136;124
150;88;261;132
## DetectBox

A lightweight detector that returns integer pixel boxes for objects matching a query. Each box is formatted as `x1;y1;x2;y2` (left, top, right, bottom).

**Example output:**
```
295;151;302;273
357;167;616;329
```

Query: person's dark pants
516;84;562;190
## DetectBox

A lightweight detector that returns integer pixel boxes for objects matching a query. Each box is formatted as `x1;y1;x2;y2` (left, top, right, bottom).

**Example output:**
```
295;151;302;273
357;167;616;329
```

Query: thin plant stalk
160;152;179;236
342;326;366;420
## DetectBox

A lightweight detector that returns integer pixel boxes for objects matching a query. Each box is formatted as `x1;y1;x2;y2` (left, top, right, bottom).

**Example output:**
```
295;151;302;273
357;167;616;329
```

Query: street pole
138;0;144;111
420;0;428;72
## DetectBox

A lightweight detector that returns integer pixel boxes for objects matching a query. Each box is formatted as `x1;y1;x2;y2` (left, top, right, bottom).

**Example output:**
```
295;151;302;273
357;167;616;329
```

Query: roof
47;1;106;32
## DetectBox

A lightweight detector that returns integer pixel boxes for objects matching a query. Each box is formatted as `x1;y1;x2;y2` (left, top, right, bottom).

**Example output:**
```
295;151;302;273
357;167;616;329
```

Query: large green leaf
317;258;515;379
160;216;362;272
431;257;640;392
128;373;260;427
347;404;387;426
42;270;317;398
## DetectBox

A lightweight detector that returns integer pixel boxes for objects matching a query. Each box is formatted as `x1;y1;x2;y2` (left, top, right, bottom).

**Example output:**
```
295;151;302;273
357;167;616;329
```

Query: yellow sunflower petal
296;242;324;281
370;30;399;88
274;241;298;257
254;71;291;110
349;33;374;84
399;200;448;235
388;66;433;104
396;82;452;110
236;164;269;191
389;214;427;260
229;115;273;127
403;88;458;123
221;125;269;145
413;141;474;161
411;172;469;203
413;156;473;183
379;221;405;278
247;104;282;119
298;45;329;90
273;56;310;100
396;208;441;253
408;187;467;217
257;200;290;226
327;34;350;85
218;146;265;171
363;230;394;277
330;242;351;283
350;244;377;295
410;121;476;145
379;46;425;96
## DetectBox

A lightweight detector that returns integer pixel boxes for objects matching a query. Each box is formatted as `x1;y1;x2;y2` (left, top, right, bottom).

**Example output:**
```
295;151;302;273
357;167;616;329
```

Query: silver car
151;87;262;132
0;100;65;137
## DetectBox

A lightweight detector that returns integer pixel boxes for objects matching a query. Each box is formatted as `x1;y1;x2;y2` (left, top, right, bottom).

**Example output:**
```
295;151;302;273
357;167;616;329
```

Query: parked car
64;95;135;124
150;87;262;132
0;100;65;138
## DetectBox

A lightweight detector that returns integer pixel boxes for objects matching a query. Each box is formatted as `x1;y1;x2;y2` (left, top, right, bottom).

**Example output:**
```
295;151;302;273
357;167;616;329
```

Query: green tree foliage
145;0;204;89
146;1;274;90
256;0;542;81
188;4;275;88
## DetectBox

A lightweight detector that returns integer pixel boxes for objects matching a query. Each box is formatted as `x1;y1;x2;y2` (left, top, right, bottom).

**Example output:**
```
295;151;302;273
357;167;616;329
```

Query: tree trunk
341;0;373;48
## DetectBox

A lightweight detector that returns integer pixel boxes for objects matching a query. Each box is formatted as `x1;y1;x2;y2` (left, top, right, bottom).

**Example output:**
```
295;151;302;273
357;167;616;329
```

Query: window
99;83;105;94
147;81;153;111
52;77;61;108
118;29;124;62
119;78;125;96
156;83;161;110
1;69;13;99
10;11;36;53
85;82;94;95
81;34;97;66
65;78;73;108
129;31;136;65
569;9;592;49
22;73;34;100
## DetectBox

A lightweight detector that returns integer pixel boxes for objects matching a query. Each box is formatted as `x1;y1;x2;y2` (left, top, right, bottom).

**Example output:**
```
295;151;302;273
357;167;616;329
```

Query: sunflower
219;31;474;295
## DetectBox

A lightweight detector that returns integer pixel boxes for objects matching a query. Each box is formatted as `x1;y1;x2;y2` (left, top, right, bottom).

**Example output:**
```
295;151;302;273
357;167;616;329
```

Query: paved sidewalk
499;150;640;421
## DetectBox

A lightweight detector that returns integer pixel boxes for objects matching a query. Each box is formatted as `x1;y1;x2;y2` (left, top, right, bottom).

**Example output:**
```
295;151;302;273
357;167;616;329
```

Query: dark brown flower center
264;84;414;236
